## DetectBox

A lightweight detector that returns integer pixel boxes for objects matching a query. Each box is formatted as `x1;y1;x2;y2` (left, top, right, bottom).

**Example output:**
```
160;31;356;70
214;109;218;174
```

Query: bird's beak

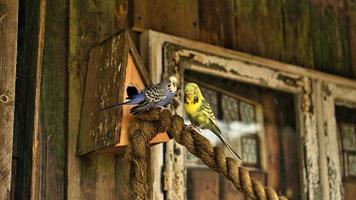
185;93;193;101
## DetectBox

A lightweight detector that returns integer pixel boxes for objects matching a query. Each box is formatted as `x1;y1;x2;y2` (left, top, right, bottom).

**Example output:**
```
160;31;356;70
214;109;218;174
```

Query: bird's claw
158;106;169;113
184;124;201;133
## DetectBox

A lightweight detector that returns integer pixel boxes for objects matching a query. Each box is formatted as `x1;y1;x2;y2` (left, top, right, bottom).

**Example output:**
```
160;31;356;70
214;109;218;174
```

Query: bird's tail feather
216;133;241;160
99;101;128;110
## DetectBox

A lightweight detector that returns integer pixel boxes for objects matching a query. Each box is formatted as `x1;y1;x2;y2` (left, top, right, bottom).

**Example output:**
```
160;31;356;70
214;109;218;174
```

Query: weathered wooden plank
235;0;284;60
261;94;281;190
0;0;18;199
220;174;244;200
132;0;199;40
337;0;352;77
281;0;314;67
198;0;236;48
316;82;344;200
187;169;219;200
114;155;131;199
40;0;68;198
12;0;46;199
77;33;127;156
309;0;351;77
345;0;356;78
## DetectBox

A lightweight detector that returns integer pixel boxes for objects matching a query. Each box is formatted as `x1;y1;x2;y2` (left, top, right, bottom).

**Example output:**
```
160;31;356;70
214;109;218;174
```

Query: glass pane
242;136;258;165
348;154;356;176
184;70;301;200
340;124;356;151
239;101;256;124
221;94;239;122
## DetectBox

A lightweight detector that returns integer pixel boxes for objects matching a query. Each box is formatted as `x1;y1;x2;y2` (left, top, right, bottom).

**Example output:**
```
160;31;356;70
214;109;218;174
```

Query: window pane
348;154;356;176
222;95;239;121
239;101;256;124
340;124;356;151
242;136;258;165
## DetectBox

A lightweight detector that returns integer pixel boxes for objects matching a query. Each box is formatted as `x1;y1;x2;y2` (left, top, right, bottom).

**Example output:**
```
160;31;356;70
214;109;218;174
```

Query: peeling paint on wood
321;83;356;200
297;77;321;200
165;43;303;93
77;33;126;155
163;141;185;200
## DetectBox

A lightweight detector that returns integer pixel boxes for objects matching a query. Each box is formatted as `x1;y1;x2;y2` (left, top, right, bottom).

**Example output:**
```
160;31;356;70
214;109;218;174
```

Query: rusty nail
0;95;9;103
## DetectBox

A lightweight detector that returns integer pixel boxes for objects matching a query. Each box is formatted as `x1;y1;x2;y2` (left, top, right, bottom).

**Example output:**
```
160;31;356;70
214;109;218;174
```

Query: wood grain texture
39;0;68;198
132;0;356;78
0;0;18;199
132;0;199;40
309;0;351;77
12;0;46;199
261;94;281;192
220;174;244;200
282;0;314;67
346;0;356;77
77;32;127;155
198;0;238;49
235;0;284;60
187;169;219;200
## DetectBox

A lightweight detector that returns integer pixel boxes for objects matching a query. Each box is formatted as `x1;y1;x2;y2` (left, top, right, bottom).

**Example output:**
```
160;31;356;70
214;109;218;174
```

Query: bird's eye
193;96;199;103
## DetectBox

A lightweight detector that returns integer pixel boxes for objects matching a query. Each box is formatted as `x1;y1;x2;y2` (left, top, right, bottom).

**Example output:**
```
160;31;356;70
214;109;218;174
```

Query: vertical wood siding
132;0;356;79
0;0;18;199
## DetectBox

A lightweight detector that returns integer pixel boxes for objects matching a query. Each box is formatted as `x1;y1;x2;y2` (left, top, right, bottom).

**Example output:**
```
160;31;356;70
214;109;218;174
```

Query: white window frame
140;30;356;200
317;81;356;200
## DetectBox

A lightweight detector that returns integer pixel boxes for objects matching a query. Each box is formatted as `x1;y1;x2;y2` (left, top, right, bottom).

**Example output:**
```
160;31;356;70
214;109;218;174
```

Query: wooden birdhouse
77;30;170;156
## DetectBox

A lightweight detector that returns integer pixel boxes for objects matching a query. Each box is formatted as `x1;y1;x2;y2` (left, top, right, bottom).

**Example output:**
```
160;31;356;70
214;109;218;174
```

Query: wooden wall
132;0;356;79
67;0;356;199
13;0;356;199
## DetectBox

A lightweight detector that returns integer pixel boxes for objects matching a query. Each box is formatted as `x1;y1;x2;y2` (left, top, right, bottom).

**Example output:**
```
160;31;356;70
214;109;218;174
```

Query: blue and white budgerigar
101;76;178;115
184;82;241;160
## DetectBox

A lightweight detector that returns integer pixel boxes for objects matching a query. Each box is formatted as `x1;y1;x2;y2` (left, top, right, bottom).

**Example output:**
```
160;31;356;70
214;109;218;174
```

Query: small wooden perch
77;30;169;156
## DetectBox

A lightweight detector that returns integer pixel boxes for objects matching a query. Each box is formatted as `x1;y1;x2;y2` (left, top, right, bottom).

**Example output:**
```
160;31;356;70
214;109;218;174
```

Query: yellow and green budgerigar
184;82;241;160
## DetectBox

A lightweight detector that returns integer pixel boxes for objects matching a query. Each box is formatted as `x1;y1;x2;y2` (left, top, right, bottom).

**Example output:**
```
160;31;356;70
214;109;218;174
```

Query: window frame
140;30;356;200
319;82;356;197
240;134;260;168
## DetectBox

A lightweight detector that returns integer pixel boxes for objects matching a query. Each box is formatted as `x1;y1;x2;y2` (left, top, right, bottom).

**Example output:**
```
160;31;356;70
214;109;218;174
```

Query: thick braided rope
127;109;288;200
